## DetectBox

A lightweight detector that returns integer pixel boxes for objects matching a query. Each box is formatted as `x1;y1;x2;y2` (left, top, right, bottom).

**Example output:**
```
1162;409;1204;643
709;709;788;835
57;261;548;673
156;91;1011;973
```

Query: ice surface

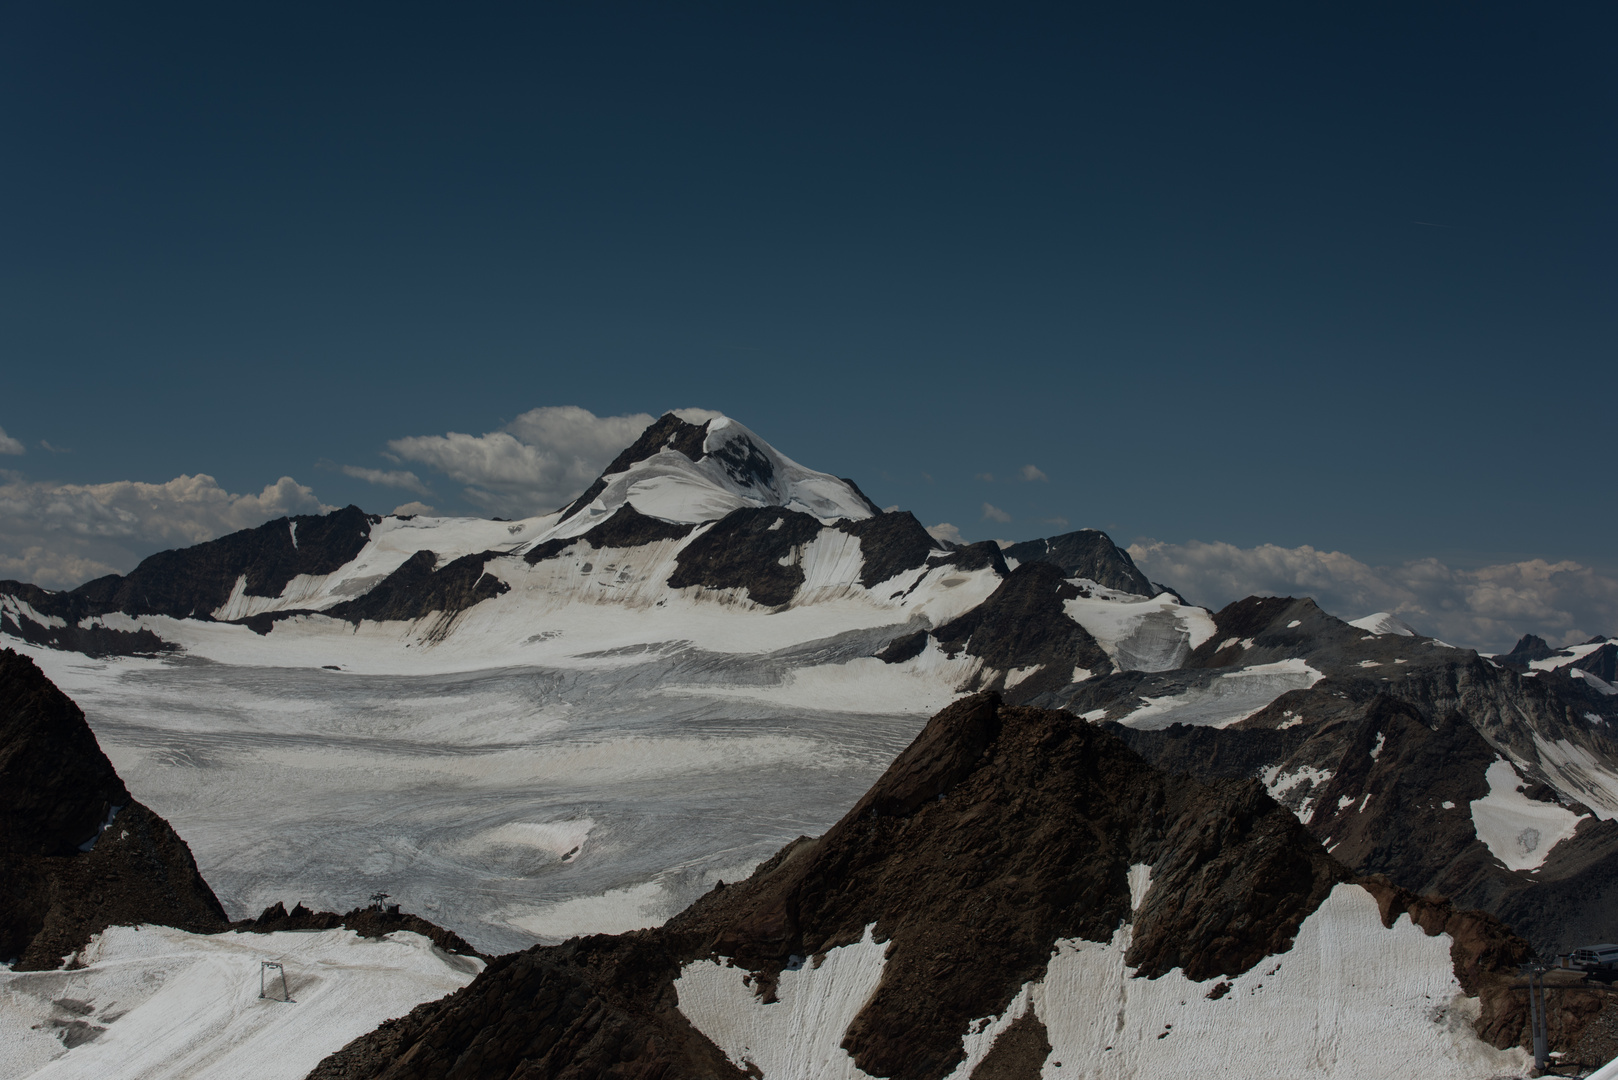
1116;660;1324;731
1469;758;1585;870
1349;612;1418;637
1062;592;1215;673
675;924;887;1080
1531;734;1618;822
0;925;479;1080
19;643;933;955
1034;884;1527;1079
674;885;1528;1080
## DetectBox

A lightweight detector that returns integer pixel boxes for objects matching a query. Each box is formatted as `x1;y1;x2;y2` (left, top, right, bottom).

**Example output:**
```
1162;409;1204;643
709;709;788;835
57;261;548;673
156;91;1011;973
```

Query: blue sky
2;2;1613;648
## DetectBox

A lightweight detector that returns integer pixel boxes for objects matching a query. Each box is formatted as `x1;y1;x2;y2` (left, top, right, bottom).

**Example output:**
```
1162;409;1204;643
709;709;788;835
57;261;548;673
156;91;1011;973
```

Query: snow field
17;641;929;955
1349;612;1419;637
674;884;1529;1080
1469;759;1585;870
1117;659;1324;731
1062;591;1216;673
0;925;481;1080
1531;734;1618;821
674;926;888;1080
1033;884;1527;1079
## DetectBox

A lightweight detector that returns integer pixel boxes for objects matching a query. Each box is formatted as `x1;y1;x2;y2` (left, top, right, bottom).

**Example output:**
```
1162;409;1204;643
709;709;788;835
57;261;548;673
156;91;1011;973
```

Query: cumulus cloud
339;464;432;495
391;501;436;517
926;523;964;546
0;473;332;589
0;426;23;455
1128;538;1618;654
1020;465;1048;482
981;502;1012;523
385;405;658;518
975;472;995;483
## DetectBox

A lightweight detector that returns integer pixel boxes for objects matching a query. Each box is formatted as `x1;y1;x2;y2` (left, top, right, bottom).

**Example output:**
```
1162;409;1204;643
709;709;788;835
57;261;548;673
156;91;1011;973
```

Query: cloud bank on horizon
0;405;1612;655
0;471;330;587
1128;540;1618;655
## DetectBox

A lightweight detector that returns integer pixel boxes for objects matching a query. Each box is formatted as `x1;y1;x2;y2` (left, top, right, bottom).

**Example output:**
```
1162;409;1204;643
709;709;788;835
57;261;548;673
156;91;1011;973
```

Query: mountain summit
557;411;881;525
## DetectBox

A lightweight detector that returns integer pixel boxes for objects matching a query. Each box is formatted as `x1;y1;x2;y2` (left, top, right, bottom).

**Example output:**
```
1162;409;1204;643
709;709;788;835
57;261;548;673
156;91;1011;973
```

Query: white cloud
1020;464;1048;482
386;406;658;518
926;523;964;546
981;502;1012;523
0;426;23;455
0;473;332;589
340;465;432;495
391;501;436;517
1127;538;1618;654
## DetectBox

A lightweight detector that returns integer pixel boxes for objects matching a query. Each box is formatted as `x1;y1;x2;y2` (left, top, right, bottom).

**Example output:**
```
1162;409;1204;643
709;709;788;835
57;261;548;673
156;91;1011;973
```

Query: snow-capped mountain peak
556;412;879;528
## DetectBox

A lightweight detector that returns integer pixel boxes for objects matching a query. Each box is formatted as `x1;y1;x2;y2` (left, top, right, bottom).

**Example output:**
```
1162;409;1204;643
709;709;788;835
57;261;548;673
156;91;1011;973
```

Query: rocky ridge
307;694;1557;1080
0;647;229;968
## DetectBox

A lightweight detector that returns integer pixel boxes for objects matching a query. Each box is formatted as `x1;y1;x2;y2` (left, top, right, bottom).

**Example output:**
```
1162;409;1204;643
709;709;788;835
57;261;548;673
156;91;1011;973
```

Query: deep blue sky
3;2;1613;570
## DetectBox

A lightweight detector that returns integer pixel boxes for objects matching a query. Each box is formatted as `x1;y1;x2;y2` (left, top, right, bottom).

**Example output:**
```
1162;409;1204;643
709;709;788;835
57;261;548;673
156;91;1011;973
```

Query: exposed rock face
667;507;826;607
29;505;376;622
524;503;697;564
833;511;940;590
323;549;510;627
1568;642;1618;684
1499;633;1558;669
1001;529;1155;597
930;563;1111;701
235;900;484;959
0;649;227;968
1109;677;1618;956
308;695;1363;1080
558;412;712;522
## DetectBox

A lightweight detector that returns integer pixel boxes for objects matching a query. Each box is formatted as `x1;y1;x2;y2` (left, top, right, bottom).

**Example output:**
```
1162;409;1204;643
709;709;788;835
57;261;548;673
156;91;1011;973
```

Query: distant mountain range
5;410;1618;1076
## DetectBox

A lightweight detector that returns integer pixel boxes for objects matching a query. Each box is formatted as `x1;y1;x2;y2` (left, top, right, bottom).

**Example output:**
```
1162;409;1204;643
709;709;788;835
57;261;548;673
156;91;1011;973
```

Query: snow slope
1349;612;1419;637
674;880;1528;1080
0;925;480;1080
572;415;876;525
1469;758;1586;870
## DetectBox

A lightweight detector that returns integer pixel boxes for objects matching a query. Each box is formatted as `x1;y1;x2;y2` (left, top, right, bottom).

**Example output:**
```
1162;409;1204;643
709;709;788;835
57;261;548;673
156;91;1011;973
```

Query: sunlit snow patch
1469;758;1585;870
0;925;480;1080
1062;589;1215;673
1117;660;1324;731
675;924;887;1080
1349;612;1419;637
674;884;1527;1080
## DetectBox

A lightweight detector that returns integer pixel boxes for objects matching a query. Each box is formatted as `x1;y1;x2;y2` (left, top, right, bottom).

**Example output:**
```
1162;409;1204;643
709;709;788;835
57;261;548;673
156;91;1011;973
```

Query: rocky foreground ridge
305;694;1612;1080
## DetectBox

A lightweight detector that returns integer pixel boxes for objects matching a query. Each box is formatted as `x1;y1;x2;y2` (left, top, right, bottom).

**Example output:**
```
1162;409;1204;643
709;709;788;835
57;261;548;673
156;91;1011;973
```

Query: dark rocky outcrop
1566;642;1618;684
667;507;824;608
0;583;175;657
0;505;378;647
524;504;697;564
931;562;1111;702
234;901;484;959
0;649;227;969
928;540;1010;577
834;511;939;589
558;413;713;522
324;550;511;627
1496;633;1561;671
1001;529;1155;597
307;695;1359;1080
76;506;374;620
1112;684;1618;957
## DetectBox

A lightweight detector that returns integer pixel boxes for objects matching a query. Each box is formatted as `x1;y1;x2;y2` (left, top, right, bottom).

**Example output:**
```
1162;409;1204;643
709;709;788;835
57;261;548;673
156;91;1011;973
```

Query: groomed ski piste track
0;925;481;1080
